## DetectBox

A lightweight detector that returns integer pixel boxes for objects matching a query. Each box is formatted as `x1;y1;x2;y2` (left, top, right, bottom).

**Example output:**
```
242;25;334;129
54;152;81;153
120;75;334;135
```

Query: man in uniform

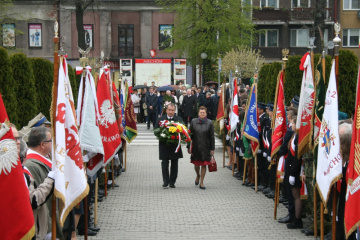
155;103;183;188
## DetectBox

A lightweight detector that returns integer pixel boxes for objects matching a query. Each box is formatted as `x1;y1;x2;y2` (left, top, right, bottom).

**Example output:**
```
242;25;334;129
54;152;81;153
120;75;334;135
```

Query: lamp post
200;52;207;86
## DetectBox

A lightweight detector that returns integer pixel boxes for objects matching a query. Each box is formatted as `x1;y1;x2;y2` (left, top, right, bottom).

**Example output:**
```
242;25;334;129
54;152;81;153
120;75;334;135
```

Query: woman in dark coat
187;106;215;190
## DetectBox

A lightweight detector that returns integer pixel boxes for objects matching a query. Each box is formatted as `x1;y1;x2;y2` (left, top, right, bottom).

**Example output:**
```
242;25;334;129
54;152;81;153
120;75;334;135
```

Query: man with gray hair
24;127;62;239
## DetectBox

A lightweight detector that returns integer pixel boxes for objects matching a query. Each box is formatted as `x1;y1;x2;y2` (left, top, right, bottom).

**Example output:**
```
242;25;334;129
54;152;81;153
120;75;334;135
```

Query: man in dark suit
146;86;158;130
182;89;197;127
155;103;183;188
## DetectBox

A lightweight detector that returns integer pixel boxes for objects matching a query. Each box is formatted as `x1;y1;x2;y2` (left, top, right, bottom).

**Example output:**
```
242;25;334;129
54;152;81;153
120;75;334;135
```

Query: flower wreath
154;120;191;152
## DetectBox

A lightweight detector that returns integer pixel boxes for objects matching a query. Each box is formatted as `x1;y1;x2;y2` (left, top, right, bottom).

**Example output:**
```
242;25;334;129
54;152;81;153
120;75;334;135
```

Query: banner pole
104;170;107;197
255;155;258;192
232;137;235;176
125;142;127;171
314;187;318;238
94;178;98;227
242;160;247;183
332;185;337;240
274;177;278;219
84;163;88;240
223;130;225;168
321;202;324;240
112;159;115;188
51;20;59;240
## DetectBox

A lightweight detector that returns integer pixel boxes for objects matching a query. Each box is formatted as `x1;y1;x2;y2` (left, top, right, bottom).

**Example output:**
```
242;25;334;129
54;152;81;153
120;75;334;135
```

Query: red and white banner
296;53;315;158
97;67;122;165
230;79;239;133
53;57;89;226
0;94;35;239
76;68;104;177
316;60;342;205
271;70;287;158
345;66;360;238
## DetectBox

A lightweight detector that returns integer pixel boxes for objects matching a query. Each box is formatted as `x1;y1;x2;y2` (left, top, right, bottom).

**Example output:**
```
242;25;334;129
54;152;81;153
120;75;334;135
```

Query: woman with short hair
187;106;215;190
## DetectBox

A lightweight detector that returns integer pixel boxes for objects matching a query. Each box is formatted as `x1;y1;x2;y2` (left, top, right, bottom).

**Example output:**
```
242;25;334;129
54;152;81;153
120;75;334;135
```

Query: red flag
345;66;360;238
296;53;315;158
0;94;35;240
97;68;122;165
271;70;287;158
216;83;225;131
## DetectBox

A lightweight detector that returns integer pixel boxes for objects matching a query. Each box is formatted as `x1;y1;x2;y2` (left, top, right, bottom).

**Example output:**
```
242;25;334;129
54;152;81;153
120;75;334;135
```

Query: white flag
77;68;104;177
316;60;343;204
53;57;89;226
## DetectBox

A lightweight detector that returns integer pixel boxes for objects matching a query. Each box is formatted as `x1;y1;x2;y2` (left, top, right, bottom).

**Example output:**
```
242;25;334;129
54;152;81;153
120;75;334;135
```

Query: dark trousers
183;116;193;127
161;159;178;185
257;153;269;186
284;174;295;218
269;164;277;190
148;112;157;128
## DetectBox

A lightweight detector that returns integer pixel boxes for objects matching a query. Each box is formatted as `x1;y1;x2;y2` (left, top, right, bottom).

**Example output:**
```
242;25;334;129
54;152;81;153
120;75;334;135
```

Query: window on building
259;30;279;47
118;24;134;56
343;29;360;47
344;0;360;9
292;0;310;8
290;29;309;47
260;0;278;8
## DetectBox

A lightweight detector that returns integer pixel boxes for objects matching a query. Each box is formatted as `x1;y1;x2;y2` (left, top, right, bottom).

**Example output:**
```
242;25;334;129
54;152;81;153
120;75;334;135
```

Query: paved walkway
83;124;313;240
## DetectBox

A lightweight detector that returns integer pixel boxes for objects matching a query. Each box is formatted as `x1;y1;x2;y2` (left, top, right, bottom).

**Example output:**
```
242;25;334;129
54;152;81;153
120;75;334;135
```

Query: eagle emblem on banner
100;100;116;128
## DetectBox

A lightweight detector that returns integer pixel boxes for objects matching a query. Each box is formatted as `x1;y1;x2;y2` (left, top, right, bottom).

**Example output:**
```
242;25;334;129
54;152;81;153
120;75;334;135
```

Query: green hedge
0;47;18;125
10;53;38;128
258;51;355;116
30;58;53;121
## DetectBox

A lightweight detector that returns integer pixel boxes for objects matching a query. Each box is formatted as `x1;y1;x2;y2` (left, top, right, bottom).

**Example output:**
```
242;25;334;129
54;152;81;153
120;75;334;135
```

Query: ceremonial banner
296;52;315;158
97;67;122;165
345;66;360;238
316;60;342;204
111;81;124;136
312;58;326;181
229;79;239;133
76;68;104;177
243;83;260;156
124;81;138;143
0;94;35;240
216;83;225;131
52;57;89;226
271;70;287;158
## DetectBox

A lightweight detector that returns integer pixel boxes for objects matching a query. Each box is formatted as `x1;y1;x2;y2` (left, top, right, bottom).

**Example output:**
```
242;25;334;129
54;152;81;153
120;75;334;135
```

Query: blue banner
243;84;259;143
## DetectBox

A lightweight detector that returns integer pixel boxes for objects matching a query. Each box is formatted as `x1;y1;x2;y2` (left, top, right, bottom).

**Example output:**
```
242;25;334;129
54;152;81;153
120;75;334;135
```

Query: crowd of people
130;81;221;129
13;117;125;239
222;84;358;240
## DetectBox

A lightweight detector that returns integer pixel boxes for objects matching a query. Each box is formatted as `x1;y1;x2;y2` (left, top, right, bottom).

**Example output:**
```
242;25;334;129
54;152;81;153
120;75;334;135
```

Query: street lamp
200;52;207;86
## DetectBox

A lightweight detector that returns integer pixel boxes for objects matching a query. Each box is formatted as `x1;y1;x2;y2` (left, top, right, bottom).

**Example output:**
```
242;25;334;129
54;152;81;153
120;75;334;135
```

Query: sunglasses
43;139;52;143
14;137;22;141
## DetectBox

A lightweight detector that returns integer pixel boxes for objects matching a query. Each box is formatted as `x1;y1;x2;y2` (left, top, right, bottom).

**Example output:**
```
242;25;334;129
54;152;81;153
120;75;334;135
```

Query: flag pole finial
333;22;342;46
54;21;58;38
282;48;289;69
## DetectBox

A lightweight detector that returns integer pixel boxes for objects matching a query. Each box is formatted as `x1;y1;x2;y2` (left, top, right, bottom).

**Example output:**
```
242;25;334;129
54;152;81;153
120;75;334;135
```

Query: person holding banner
188;106;215;190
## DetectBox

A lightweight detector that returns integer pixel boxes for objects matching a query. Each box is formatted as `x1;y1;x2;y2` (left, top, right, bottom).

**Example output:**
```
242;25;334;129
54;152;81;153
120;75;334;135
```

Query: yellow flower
169;127;177;133
176;125;182;131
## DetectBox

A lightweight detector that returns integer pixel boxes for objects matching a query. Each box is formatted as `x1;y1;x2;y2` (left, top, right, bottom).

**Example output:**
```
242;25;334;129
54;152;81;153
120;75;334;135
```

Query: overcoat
181;95;197;117
188;118;215;161
146;93;158;113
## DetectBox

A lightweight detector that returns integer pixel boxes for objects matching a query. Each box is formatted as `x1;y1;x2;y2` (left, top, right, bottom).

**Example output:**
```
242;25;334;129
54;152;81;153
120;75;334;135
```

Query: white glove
263;152;267;157
226;135;230;141
236;147;239;151
267;156;271;162
47;170;55;180
257;149;262;154
289;176;295;186
114;155;119;160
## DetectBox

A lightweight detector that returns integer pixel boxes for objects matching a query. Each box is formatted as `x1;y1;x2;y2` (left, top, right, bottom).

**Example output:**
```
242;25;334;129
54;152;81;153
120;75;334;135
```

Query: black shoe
266;191;275;198
199;184;206;190
97;197;103;202
242;179;249;185
279;196;287;203
89;226;100;232
262;187;272;194
258;185;266;190
301;228;314;236
278;214;293;224
170;184;176;188
78;229;97;236
162;183;168;188
247;183;255;187
98;189;105;195
147;127;150;130
287;218;303;229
